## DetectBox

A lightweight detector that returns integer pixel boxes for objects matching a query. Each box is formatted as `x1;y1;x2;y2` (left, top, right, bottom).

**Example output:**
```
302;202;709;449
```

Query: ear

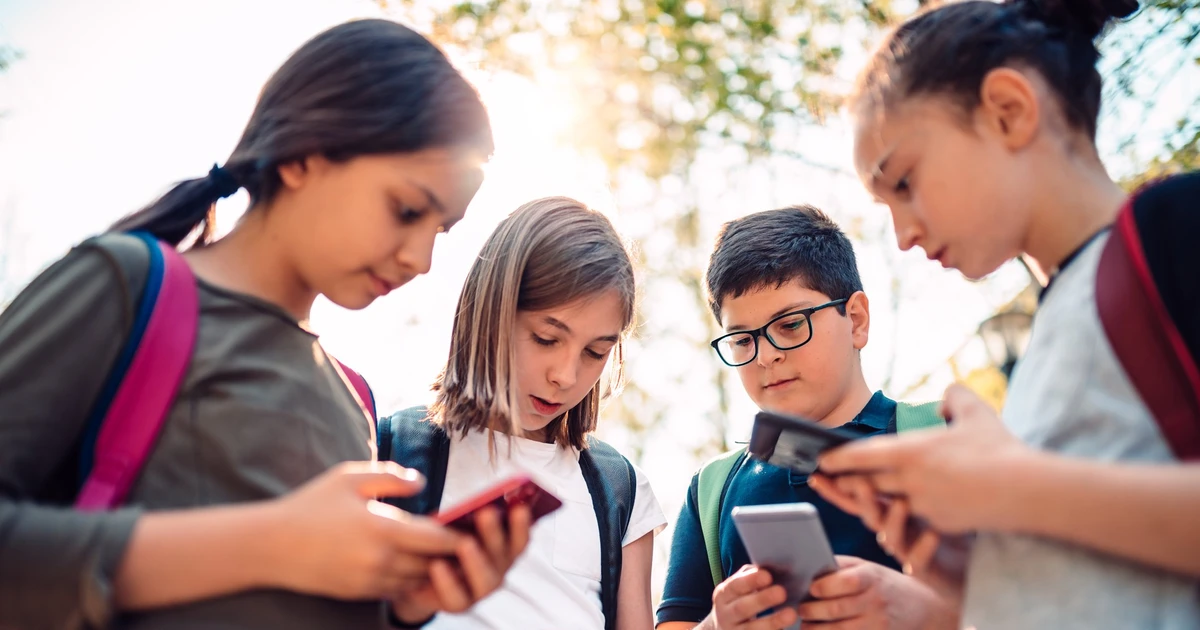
846;290;870;350
977;68;1040;151
276;155;332;191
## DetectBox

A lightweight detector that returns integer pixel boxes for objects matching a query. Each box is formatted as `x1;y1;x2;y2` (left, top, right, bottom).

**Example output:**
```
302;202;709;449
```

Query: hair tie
207;163;241;200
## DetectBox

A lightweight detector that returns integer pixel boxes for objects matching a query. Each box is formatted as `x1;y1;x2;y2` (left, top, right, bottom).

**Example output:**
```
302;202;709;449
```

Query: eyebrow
408;180;446;214
724;301;817;332
869;152;893;190
543;316;620;344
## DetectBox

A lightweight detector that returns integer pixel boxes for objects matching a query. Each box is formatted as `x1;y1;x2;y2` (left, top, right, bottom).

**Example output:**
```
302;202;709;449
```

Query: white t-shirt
961;233;1200;630
427;430;666;630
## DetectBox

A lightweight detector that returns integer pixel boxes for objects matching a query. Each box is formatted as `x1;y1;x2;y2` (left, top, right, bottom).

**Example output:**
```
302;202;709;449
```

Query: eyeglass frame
709;298;849;367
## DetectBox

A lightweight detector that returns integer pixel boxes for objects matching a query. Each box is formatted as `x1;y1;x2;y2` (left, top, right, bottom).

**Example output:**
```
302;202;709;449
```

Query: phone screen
435;476;562;534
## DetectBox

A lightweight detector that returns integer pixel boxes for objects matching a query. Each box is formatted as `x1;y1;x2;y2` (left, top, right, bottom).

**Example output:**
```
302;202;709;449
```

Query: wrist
980;445;1050;532
244;499;298;591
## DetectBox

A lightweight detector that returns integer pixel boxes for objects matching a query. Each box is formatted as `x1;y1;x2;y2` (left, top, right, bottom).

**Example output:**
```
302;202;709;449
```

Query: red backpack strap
336;359;377;423
1096;195;1200;461
76;235;198;510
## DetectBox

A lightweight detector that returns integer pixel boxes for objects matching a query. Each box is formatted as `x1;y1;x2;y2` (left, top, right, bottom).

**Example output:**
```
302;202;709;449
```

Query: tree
385;0;1197;462
1106;0;1200;188
386;0;897;458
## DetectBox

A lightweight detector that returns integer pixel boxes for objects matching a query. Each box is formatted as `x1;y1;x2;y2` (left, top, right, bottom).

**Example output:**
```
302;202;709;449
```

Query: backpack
1095;172;1200;461
377;406;636;630
74;232;376;510
695;401;943;587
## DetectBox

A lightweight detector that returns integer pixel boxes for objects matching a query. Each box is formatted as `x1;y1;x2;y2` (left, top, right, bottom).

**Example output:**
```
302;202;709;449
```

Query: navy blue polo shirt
656;391;901;625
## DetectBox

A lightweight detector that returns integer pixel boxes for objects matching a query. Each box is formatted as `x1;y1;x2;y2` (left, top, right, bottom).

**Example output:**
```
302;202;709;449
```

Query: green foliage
409;0;889;178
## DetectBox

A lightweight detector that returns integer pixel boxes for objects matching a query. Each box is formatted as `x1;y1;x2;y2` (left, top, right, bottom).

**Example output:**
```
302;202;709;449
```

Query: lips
530;395;563;415
764;377;797;390
368;272;402;297
927;246;949;267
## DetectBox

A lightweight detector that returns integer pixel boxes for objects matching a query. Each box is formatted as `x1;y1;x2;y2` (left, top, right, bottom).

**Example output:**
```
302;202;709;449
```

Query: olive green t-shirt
0;233;385;629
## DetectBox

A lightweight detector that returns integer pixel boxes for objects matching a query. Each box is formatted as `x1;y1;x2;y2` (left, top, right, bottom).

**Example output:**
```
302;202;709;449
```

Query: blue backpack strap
579;436;636;630
77;232;166;488
377;406;450;515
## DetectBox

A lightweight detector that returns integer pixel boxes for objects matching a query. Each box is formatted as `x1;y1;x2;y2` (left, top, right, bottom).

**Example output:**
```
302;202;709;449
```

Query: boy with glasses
656;206;954;630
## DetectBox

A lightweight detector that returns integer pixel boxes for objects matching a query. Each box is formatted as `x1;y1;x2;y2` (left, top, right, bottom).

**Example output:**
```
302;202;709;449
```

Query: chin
754;393;815;419
958;257;1008;282
326;291;377;311
518;414;556;435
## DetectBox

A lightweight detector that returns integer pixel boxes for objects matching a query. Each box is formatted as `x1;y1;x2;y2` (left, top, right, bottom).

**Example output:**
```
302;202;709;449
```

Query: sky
1;0;1192;598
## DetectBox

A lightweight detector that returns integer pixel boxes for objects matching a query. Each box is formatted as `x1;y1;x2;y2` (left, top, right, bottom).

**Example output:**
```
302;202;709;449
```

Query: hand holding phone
731;502;839;606
434;475;562;535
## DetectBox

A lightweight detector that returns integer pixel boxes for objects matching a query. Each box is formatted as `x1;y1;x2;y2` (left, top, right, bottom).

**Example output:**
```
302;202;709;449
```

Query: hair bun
1024;0;1140;39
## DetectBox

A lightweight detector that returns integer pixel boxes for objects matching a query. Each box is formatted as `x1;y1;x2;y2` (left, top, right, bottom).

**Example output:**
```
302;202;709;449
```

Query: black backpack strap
579;436;637;630
377;406;451;515
1097;173;1200;460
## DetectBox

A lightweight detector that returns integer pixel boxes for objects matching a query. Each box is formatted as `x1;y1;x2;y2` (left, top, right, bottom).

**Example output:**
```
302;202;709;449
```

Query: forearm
114;501;287;609
996;453;1200;576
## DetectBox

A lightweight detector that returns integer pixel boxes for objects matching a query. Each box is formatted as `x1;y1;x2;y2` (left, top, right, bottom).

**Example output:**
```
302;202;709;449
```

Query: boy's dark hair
113;19;493;246
855;0;1138;142
706;205;863;321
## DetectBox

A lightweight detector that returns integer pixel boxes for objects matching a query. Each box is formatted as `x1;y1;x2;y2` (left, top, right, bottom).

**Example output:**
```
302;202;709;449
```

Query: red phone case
435;475;563;533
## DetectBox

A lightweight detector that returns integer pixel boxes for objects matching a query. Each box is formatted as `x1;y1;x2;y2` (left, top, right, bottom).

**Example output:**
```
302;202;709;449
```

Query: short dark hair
705;205;863;321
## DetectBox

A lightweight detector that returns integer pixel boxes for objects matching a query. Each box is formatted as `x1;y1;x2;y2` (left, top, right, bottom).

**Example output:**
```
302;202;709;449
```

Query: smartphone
434;475;563;535
748;410;857;475
731;502;839;607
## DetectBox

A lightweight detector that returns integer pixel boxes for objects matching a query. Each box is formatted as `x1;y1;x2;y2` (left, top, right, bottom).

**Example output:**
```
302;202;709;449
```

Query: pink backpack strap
336;359;377;423
1096;197;1200;461
76;238;198;510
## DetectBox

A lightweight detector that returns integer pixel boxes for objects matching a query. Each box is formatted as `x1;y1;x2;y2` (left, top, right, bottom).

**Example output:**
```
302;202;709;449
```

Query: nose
892;210;922;252
548;353;579;391
396;230;436;276
755;336;785;367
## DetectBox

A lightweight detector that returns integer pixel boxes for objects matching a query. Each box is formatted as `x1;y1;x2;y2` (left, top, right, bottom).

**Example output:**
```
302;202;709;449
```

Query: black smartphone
748;410;858;475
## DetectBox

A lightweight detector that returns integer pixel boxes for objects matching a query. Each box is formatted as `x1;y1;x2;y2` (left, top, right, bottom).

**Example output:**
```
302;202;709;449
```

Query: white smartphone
731;502;839;608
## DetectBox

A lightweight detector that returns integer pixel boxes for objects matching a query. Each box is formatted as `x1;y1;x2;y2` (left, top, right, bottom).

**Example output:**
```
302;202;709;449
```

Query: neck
818;368;874;429
1022;154;1126;281
183;209;318;322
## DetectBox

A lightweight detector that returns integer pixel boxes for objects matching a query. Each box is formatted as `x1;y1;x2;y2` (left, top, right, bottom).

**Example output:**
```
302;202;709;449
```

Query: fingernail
903;563;914;576
400;467;425;483
876;531;887;546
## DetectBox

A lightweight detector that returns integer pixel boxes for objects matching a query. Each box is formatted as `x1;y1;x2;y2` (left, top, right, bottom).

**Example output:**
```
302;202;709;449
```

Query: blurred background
1;0;1196;599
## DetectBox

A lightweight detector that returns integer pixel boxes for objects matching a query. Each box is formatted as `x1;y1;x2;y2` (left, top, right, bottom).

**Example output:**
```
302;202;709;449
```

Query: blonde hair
431;197;635;450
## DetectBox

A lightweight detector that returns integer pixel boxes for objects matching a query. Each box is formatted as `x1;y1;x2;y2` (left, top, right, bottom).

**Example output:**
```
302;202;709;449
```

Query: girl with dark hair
812;0;1200;628
0;19;529;629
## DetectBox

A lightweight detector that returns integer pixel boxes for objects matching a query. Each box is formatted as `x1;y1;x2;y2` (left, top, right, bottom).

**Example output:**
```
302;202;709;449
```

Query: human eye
532;334;557;347
391;198;426;225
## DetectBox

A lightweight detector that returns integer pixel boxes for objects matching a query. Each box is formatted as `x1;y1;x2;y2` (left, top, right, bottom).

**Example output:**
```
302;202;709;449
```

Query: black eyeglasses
710;299;848;367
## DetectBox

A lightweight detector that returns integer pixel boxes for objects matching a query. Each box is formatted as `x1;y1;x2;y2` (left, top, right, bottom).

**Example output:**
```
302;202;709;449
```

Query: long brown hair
112;19;493;246
432;197;636;450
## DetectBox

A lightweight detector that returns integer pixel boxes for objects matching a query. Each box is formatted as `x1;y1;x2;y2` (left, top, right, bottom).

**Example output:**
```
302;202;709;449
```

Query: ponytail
110;164;243;247
111;19;493;248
